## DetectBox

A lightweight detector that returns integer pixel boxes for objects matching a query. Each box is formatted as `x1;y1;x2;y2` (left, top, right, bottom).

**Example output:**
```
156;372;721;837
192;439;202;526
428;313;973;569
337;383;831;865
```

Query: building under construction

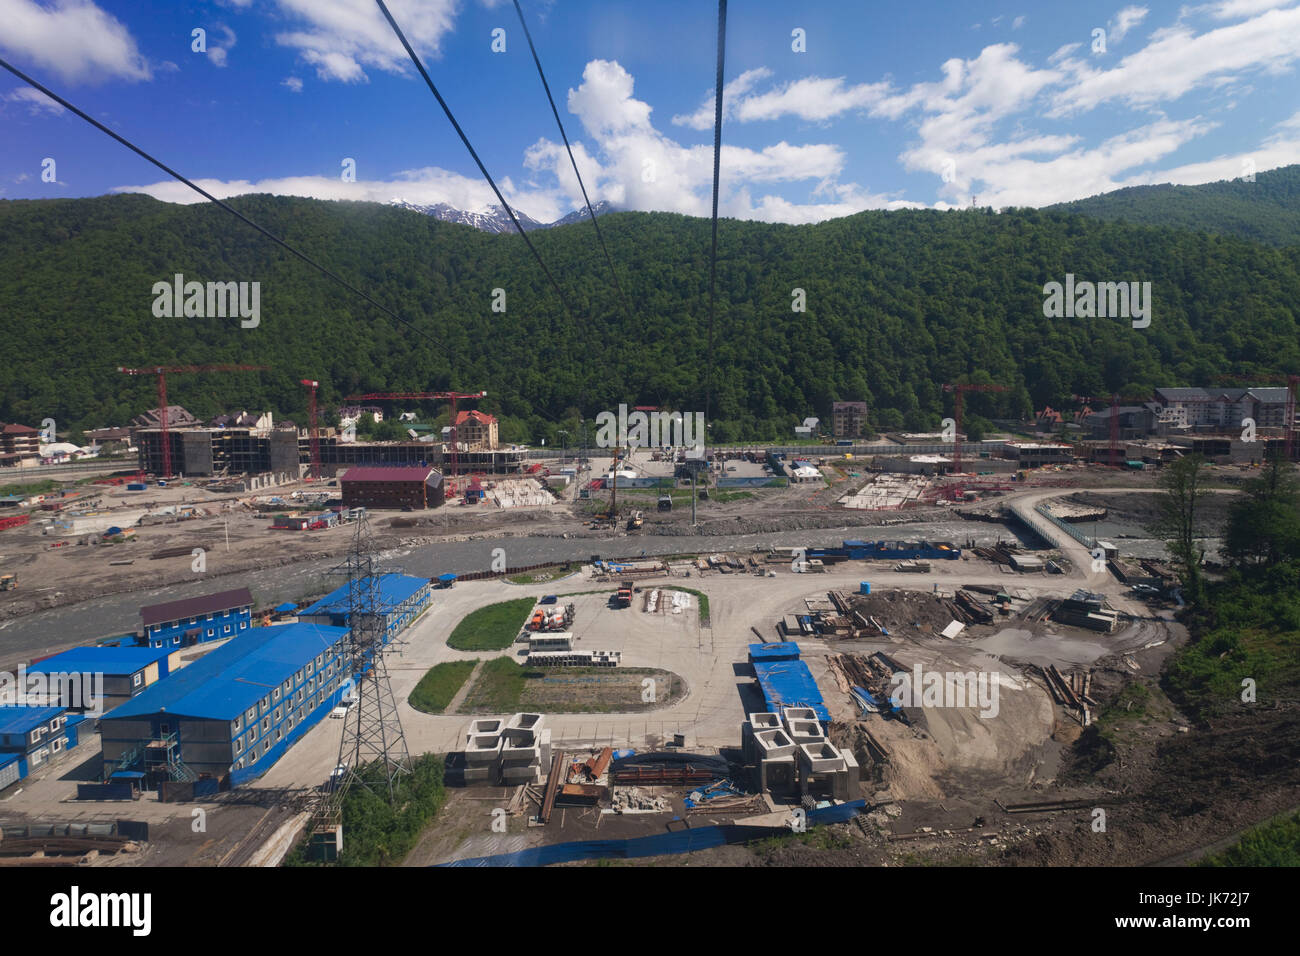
134;424;526;479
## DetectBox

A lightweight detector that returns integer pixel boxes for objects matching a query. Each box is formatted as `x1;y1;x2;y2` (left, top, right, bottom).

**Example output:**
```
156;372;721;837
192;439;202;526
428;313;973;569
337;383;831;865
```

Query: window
260;696;269;712
207;613;214;621
297;689;304;704
239;622;248;630
234;739;243;755
306;662;315;676
205;629;213;638
233;715;242;732
283;679;291;694
52;738;62;753
274;706;282;722
247;707;256;723
223;624;231;634
316;654;323;667
189;616;197;624
272;687;281;703
132;673;143;687
275;729;282;742
261;716;270;733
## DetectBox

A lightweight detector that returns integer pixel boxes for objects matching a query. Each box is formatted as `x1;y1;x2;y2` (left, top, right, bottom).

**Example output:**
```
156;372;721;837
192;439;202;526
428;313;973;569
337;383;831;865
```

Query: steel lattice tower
330;515;411;803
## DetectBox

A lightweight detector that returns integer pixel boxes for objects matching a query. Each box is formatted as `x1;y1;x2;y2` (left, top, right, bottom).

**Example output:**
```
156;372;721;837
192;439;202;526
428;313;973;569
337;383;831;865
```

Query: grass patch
505;565;574;585
460;656;529;712
409;659;479;714
0;479;59;497
284;753;446;867
666;587;710;626
1200;810;1300;866
446;597;536;651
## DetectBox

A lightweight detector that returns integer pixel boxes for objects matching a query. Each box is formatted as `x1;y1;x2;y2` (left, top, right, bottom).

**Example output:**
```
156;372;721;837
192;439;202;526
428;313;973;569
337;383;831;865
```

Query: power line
0;55;443;354
374;0;577;329
704;0;728;429
512;0;630;314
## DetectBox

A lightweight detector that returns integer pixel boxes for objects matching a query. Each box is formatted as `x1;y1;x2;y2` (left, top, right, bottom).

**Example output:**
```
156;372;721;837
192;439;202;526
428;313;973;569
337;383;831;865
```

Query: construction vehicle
0;573;16;591
615;581;634;608
627;510;644;531
657;494;672;512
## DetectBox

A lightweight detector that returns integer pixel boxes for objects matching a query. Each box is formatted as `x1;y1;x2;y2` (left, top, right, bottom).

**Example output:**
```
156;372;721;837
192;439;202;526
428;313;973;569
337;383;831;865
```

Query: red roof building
0;423;40;466
452;410;499;450
340;465;445;510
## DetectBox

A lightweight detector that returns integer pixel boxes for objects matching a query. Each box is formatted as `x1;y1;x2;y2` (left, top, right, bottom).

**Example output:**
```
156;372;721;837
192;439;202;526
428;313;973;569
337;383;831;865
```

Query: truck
615;581;634;608
0;573;16;591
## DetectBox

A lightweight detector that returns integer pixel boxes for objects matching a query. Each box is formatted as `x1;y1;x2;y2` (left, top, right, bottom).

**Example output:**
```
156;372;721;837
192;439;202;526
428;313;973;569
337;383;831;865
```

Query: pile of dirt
847;589;960;632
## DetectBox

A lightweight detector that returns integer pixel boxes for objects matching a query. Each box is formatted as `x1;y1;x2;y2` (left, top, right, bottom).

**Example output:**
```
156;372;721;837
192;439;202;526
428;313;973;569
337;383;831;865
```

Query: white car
330;706;348;719
329;764;348;787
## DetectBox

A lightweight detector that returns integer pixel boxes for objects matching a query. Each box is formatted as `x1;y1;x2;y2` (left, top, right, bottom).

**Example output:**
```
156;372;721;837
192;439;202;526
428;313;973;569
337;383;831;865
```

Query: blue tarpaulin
748;641;800;663
753;660;830;723
274;602;297;613
438;800;866;866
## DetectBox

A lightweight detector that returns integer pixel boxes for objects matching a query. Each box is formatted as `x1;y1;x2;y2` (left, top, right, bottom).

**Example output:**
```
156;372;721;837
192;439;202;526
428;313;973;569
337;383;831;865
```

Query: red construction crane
118;365;268;479
1072;393;1151;467
301;380;321;480
942;383;1010;475
347;390;487;493
1212;374;1300;461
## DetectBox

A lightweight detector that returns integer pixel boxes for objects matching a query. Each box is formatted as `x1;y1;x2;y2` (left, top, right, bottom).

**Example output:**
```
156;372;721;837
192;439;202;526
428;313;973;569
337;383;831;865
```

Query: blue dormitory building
26;644;181;712
98;622;351;788
138;587;254;648
298;574;433;641
0;705;84;790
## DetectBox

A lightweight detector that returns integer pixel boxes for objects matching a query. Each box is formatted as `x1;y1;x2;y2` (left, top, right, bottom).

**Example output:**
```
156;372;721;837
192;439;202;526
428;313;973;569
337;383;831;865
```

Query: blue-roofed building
0;705;80;788
27;644;180;712
98;622;350;787
139;587;253;648
298;574;432;642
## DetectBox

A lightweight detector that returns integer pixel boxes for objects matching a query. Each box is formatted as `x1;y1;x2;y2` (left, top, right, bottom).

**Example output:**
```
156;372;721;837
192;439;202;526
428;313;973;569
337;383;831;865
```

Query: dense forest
2;170;1299;445
1051;163;1300;247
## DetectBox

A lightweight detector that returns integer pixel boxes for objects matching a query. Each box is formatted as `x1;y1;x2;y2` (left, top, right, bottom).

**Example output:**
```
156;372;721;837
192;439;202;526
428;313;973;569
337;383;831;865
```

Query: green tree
1149;454;1209;603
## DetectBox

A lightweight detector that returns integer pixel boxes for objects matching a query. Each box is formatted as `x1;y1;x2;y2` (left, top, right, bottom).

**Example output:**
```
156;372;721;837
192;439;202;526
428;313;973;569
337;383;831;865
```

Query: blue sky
2;0;1299;223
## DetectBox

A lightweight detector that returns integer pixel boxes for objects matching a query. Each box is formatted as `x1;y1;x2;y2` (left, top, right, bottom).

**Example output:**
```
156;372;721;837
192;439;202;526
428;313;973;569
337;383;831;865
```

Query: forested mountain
1;191;1298;444
1049;164;1300;247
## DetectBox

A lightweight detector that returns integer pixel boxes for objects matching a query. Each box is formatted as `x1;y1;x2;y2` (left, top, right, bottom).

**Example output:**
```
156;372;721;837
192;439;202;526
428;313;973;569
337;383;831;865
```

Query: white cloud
671;67;772;130
207;25;236;69
282;76;304;93
1050;5;1300;115
0;0;151;84
1109;6;1149;43
1206;0;1298;20
1013;16;1027;29
270;0;460;84
112;166;571;226
3;85;65;114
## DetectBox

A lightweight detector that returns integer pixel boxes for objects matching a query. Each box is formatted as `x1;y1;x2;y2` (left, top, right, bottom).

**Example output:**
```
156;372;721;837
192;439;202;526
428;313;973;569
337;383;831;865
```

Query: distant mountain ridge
389;198;619;233
1048;164;1300;246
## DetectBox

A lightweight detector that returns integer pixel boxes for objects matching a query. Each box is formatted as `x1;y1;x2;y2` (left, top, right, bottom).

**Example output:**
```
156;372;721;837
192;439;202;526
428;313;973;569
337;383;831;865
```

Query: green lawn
460;656;529;711
446;597;537;651
409;660;479;714
1201;810;1300;867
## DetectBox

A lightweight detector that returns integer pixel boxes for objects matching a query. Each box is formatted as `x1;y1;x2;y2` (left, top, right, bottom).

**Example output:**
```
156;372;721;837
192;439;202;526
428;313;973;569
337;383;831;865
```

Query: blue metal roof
0;705;65;736
274;602;298;613
753;660;830;723
28;644;173;676
101;622;348;723
748;641;801;660
300;574;428;618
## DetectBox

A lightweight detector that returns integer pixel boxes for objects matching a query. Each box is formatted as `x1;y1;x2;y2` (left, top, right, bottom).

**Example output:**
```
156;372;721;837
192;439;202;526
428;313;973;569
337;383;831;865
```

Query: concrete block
466;718;503;736
503;712;545;744
748;712;782;731
781;707;818;730
501;764;542;785
758;754;796;793
787;719;825;745
501;738;541;766
753;728;796;760
798;741;845;774
464;734;503;766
